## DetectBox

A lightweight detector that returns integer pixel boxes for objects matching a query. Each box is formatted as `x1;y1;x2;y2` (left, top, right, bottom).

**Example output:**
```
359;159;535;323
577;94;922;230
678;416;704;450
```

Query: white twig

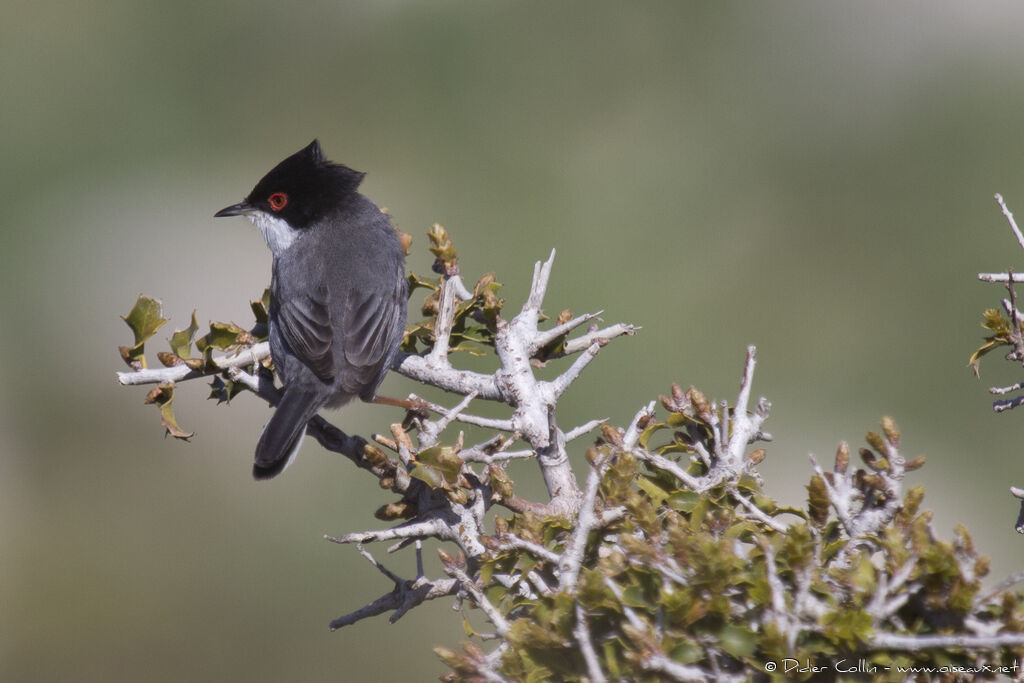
425;275;470;369
641;655;716;682
530;310;603;352
413;395;512;432
733;489;787;533
525;249;556;313
559;451;608;592
574;603;607;683
977;272;1024;282
549;342;601;398
117;342;270;385
562;323;637;355
448;565;510;637
631;448;702;490
493;535;561;565
873;631;1024;651
325;519;448;546
623;402;656;450
995;193;1024;252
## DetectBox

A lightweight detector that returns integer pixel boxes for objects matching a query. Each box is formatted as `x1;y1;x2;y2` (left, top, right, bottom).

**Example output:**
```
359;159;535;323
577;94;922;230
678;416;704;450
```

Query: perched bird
215;140;407;480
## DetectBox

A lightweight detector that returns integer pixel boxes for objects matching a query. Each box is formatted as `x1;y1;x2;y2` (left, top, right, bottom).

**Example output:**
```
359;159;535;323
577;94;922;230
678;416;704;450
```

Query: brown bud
687;386;711;419
374;501;413;520
880;416;900;446
600;424;623;447
157;351;183;367
865;430;885;454
833;442;849;474
861;473;885;490
397;230;413;255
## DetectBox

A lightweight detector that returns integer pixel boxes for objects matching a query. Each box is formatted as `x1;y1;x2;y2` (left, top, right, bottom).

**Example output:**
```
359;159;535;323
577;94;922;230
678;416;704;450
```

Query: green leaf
416;445;464;484
122;295;168;346
120;295;168;368
409;463;446;489
168;311;200;359
407;272;439;293
668;639;703;664
636;421;666;449
668;491;701;513
635;475;670;507
602;639;622;678
197;321;247;352
250;288;271;325
621;584;647;608
719;625;756;658
208;376;245;404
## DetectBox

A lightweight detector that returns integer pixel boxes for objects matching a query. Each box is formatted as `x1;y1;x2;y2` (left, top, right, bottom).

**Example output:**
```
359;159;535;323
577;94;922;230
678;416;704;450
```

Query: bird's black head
215;140;365;230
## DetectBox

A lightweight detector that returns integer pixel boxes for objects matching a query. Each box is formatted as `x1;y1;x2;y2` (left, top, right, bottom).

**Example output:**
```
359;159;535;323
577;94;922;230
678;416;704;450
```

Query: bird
215;140;408;480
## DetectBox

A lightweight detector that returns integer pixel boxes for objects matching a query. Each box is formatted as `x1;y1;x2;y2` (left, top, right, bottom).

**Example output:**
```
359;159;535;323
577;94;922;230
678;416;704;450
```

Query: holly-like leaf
120;295;168;369
208;376;245;404
250;288;271;326
196;321;247;352
168;310;200;359
123;295;168;346
143;382;194;439
416;445;464;484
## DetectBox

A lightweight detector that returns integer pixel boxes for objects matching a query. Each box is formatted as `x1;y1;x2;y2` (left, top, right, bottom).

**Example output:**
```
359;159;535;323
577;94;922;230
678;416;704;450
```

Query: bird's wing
341;268;408;398
275;283;336;381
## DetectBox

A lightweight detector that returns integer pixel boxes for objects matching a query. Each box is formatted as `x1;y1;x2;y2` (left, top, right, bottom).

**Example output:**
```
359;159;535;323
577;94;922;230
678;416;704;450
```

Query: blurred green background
5;2;1024;680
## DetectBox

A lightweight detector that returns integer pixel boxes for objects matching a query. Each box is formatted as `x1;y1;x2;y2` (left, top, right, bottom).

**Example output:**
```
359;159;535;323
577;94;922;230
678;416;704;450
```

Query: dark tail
253;387;323;480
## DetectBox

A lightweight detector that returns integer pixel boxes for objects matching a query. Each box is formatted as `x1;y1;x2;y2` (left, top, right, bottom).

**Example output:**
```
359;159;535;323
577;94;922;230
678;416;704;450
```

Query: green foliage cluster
433;404;1024;681
118;290;271;438
969;307;1018;376
403;224;505;357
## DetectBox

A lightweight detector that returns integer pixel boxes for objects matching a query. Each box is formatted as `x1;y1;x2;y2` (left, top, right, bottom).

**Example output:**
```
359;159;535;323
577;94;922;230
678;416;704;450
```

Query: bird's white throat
248;211;299;255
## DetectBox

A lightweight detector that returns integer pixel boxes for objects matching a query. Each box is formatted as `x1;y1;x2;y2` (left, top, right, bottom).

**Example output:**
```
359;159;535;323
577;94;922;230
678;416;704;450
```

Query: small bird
215;140;407;480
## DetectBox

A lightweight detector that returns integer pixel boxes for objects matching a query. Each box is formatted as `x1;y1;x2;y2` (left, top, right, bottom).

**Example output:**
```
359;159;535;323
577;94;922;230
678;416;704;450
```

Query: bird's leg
368;394;433;421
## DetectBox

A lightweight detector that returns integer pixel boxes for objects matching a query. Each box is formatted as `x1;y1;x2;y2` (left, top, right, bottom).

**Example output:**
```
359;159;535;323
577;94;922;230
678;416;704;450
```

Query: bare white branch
530;310;603;351
492;535;561;565
559;451;609;592
565;418;607;442
562;322;637;355
325;519;449;546
995;193;1024;252
873;631;1024;651
117;342;270;386
447;565;510;637
573;603;607;683
548;342;601;398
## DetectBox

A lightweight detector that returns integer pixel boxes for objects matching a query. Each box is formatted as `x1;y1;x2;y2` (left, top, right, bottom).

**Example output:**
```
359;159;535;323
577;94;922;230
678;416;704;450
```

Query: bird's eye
268;192;289;211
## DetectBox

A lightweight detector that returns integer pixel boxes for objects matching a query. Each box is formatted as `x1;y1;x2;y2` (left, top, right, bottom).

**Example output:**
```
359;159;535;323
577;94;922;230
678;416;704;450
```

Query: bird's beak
214;200;256;218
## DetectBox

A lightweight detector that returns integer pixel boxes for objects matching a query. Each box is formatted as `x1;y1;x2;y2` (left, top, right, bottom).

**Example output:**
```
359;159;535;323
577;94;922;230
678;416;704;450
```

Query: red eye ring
268;192;288;211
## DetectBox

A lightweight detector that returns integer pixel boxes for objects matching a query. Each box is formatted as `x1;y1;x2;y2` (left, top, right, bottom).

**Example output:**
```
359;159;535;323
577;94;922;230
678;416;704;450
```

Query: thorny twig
976;194;1024;527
